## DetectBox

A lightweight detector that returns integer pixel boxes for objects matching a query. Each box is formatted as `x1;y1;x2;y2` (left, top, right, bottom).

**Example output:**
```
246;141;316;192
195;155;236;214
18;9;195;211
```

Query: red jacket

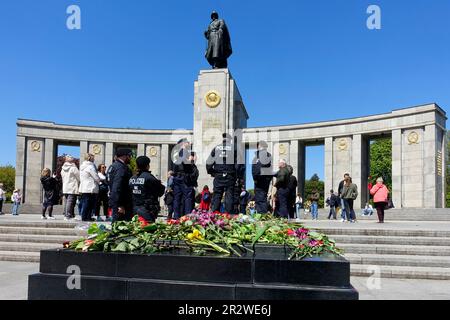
199;190;211;211
370;183;389;203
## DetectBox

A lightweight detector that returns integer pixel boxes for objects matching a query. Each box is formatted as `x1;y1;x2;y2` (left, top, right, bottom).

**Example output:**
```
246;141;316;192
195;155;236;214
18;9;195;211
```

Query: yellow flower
187;229;204;241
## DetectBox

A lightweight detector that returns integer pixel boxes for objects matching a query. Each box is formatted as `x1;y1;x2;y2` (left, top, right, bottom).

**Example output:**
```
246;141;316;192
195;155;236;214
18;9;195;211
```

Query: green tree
129;156;137;175
0;165;16;202
304;174;325;208
370;138;392;191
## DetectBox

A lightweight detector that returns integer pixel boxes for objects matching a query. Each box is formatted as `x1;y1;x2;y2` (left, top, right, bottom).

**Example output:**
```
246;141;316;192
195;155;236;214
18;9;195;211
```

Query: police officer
171;138;194;219
252;141;273;214
129;156;166;222
108;149;133;223
207;133;244;214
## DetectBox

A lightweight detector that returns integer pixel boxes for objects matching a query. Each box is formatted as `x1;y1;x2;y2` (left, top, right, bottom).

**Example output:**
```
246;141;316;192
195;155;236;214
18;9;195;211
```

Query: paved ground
302;219;450;231
0;261;38;300
0;261;449;300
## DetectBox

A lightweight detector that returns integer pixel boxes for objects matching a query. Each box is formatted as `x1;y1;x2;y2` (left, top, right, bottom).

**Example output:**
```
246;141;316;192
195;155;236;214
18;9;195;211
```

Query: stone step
0;233;80;244
0;241;60;252
345;253;450;268
0;220;78;229
339;243;450;256
330;235;450;246
0;226;82;236
350;264;450;280
0;250;40;263
315;228;450;238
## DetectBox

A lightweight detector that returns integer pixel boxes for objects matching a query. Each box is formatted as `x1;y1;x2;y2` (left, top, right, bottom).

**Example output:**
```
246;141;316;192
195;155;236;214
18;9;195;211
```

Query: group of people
7;132;391;225
324;174;390;223
0;183;22;216
39;149;166;223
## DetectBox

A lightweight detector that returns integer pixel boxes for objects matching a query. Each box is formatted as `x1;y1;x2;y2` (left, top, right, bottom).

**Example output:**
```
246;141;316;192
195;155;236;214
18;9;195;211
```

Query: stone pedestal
193;69;249;190
29;248;358;300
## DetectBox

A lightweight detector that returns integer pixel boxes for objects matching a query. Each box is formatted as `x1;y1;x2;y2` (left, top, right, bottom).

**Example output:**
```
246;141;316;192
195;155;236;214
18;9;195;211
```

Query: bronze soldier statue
205;11;232;69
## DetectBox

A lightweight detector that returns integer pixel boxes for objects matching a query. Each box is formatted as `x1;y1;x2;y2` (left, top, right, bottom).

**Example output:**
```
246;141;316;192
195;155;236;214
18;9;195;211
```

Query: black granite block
127;279;236;300
29;249;358;300
39;250;118;278
116;251;253;284
236;284;359;301
253;253;351;287
28;273;127;300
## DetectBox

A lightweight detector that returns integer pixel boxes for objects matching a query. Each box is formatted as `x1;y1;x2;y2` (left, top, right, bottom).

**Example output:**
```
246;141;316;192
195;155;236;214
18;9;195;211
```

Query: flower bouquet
68;209;342;260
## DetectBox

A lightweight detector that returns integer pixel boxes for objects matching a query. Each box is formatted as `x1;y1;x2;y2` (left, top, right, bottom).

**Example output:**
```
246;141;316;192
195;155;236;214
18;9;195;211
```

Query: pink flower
309;240;319;247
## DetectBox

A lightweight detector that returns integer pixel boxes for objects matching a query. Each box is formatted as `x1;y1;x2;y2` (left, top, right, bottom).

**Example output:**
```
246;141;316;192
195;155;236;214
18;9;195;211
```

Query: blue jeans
311;202;318;219
343;199;356;221
340;198;347;220
296;204;302;218
12;203;20;215
80;194;97;221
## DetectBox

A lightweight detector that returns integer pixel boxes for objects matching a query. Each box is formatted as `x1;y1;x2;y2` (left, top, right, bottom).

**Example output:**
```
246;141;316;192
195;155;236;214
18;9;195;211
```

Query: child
248;200;256;217
11;189;22;216
0;183;5;215
199;186;211;211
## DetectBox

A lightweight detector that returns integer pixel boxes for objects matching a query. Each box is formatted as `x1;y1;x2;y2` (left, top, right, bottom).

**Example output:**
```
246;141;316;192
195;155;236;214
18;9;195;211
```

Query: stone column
89;143;105;166
44;138;55;171
137;144;145;157
105;143;114;168
423;125;438;208
25;139;45;204
324;137;334;200
193;69;248;191
289;140;306;197
351;134;366;209
161;144;169;185
15;136;26;199
80;141;88;159
146;145;161;179
391;129;402;208
290;141;299;193
333;137;352;189
402;129;424;208
441;131;447;208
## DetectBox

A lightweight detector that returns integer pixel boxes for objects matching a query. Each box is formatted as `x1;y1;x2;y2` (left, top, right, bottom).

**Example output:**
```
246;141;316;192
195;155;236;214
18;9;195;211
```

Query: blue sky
1;0;450;185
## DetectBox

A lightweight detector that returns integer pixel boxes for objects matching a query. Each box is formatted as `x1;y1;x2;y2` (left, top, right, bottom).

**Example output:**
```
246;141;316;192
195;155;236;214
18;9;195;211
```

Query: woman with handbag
370;177;390;223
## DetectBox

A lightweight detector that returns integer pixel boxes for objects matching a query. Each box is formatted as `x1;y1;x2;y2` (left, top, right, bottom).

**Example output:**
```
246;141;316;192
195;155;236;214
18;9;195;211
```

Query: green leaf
75;241;85;251
252;225;271;246
185;220;193;227
143;224;158;233
112;242;129;252
88;224;100;235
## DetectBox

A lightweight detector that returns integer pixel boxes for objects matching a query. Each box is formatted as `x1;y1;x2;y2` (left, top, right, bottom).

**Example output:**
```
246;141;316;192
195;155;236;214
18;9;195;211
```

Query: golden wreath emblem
31;141;41;152
408;131;419;145
149;147;158;158
279;144;287;155
205;90;221;108
92;145;102;155
338;139;348;151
